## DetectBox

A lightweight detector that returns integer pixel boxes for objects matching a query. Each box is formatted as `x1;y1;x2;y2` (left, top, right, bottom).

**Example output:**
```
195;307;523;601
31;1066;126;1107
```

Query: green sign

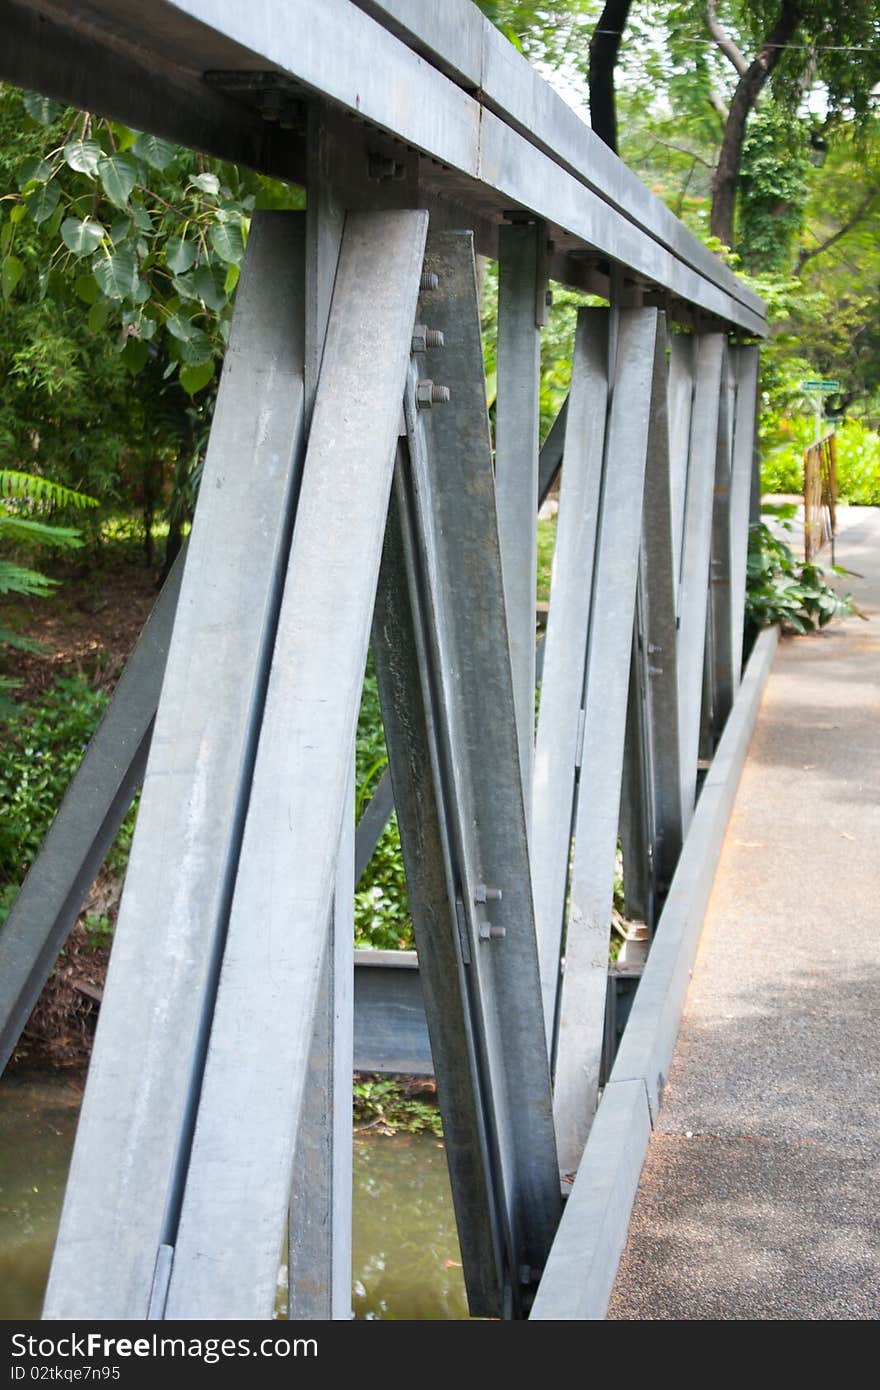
801;379;839;392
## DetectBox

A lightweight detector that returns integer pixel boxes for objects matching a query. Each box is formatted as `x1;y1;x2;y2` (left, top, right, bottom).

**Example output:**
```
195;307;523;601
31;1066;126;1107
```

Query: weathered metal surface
3;0;765;332
44;212;309;1320
552;309;662;1176
347;1;765;323
352;950;433;1075
162;209;427;1320
729;347;760;684
288;768;355;1321
373;230;561;1318
676;334;726;825
0;550;184;1075
707;358;735;731
495;221;542;819
532;308;609;1047
667;333;695;604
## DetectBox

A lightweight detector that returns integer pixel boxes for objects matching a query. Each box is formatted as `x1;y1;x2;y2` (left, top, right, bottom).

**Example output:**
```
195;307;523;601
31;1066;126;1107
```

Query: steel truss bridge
0;0;769;1320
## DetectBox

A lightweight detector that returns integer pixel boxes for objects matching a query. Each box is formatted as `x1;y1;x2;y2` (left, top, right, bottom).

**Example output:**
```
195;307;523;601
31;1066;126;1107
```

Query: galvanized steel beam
373;230;561;1317
496;220;542;819
4;0;766;332
729;347;760;687
44;212;310;1320
162;208;427;1320
676;334;726;825
532;308;609;1048
552;308;664;1176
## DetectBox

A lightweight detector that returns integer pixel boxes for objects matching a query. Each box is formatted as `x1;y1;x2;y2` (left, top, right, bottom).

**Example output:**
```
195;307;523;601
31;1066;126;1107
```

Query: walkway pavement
609;505;880;1320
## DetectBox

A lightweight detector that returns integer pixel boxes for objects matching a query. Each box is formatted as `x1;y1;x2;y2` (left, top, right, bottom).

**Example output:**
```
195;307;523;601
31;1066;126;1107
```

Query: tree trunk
588;0;633;153
710;0;803;248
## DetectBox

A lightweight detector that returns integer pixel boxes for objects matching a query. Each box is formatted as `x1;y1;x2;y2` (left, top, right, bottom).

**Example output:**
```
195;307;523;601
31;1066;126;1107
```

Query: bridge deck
609;506;880;1320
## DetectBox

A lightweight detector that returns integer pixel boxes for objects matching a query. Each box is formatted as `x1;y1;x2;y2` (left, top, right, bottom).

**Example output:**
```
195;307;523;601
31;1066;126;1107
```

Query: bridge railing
0;0;766;1322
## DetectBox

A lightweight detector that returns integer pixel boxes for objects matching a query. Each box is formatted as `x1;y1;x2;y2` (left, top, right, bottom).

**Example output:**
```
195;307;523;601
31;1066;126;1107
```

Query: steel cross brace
372;229;561;1319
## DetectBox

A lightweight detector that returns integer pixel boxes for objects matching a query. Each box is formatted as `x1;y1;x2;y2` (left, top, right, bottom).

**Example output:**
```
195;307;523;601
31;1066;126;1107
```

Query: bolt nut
416;380;451;409
474;884;502;903
420;271;439;292
478;921;506;941
411;324;446;354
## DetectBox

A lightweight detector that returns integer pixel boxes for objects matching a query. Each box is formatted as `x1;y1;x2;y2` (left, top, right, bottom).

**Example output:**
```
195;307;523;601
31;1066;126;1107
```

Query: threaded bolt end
420;271;439;291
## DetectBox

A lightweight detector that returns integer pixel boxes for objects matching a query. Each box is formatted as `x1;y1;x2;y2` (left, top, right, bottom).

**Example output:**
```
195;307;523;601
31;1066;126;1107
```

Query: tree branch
710;0;804;247
588;0;633;153
706;1;749;77
796;186;880;271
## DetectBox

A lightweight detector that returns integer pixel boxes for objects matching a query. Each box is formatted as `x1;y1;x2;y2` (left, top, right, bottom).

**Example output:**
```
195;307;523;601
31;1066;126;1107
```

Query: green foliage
0;675;136;901
738;103;811;273
745;504;854;634
0;469;97;667
353;1077;443;1137
354;657;412;951
761;417;880;505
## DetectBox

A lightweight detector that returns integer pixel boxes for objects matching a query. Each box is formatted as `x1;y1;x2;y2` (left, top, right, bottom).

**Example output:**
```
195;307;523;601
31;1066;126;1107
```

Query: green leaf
22;92;62;125
109;218;131;245
131;203;154;233
0;223;13;256
210;218;244;265
121;338;149;374
9;204;27;226
24;180;60;224
87;300;110;334
97;154;137;209
92;248;138;301
223;263;240;296
63;140;103;176
191;263;227;312
178;328;213;365
1;256;24;302
17;157;50;191
165;237;195;275
61;217;105;258
191;172;220;196
74;273;98;304
179;360;215;396
165;311;195;343
171;272;200;303
132;133;176;171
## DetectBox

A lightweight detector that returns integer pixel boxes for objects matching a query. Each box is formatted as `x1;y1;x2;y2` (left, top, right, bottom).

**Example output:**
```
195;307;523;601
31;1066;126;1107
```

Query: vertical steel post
495;221;542;820
676;333;725;826
729;346;760;685
707;349;735;732
531;308;609;1048
553;309;663;1175
667;333;695;612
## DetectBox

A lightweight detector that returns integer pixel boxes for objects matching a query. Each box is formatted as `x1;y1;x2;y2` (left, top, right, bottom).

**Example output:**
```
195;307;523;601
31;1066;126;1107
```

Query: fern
0;515;85;549
0;470;98;511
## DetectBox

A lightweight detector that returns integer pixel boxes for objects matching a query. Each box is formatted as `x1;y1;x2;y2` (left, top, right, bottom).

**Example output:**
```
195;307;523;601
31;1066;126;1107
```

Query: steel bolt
416;380;451;409
420;271;439;292
474;884;502;903
411;324;446;353
478;921;506;942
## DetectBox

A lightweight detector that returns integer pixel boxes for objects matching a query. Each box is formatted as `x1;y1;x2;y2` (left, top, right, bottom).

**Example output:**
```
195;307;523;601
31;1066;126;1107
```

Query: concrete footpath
609;505;880;1320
